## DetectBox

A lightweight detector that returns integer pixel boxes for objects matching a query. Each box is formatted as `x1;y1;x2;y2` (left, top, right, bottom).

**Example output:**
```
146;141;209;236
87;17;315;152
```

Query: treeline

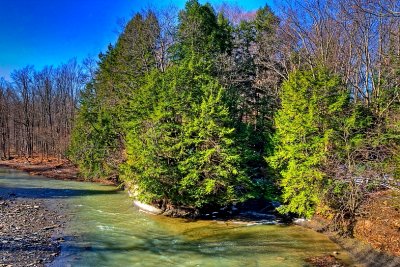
69;1;281;209
0;60;88;160
56;0;400;234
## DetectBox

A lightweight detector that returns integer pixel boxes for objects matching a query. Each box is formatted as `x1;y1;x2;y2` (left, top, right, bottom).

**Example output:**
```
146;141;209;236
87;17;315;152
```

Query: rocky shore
0;195;66;267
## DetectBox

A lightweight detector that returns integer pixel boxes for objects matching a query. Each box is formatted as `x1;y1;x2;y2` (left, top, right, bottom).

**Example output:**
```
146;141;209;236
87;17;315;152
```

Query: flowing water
0;168;356;267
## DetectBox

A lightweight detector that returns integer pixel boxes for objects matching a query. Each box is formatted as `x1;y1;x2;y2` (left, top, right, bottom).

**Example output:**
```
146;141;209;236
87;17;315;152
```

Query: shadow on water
59;231;294;258
0;187;120;199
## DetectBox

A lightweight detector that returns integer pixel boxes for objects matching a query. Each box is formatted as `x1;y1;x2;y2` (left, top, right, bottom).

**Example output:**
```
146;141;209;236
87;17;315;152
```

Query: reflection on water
0;168;356;267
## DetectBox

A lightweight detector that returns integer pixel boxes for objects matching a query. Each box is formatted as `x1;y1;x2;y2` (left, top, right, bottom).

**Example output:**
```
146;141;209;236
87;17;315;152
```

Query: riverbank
0;194;66;267
0;157;115;185
0;158;81;267
1;158;399;266
296;192;400;267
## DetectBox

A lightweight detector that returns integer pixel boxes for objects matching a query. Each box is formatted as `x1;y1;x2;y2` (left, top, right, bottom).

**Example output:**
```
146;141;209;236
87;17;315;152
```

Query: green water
0;168;356;267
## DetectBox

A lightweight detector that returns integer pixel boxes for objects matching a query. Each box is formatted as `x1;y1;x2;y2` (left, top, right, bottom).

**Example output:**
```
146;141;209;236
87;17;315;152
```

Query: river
0;167;356;266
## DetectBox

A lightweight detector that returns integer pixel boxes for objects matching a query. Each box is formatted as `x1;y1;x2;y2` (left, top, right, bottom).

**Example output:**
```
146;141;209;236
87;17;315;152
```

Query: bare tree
0;60;86;161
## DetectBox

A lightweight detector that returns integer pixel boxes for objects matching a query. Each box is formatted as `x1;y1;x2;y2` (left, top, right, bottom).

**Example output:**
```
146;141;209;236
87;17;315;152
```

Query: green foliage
268;68;347;218
120;1;255;208
113;3;256;206
69;11;160;179
173;0;232;61
178;82;253;207
120;59;254;208
120;68;183;202
220;5;281;201
68;83;121;179
254;5;280;37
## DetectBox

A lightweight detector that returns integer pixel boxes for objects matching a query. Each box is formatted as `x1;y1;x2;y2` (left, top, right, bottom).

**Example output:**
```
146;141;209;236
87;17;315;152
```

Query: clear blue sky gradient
0;0;273;80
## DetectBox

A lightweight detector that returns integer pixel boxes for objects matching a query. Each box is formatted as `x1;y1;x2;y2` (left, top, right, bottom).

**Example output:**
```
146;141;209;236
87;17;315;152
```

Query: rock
293;218;308;225
0;197;65;266
133;200;163;215
42;225;58;231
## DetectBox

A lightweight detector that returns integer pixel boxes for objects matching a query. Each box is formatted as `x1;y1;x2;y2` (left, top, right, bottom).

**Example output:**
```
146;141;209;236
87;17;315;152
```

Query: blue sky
0;0;272;80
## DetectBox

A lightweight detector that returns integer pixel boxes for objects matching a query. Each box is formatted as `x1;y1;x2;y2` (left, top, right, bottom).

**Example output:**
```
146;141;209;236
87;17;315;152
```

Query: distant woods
0;60;89;160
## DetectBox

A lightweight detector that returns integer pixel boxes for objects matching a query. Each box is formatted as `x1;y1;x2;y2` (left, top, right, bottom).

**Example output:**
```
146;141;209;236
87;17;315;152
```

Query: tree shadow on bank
0;186;120;199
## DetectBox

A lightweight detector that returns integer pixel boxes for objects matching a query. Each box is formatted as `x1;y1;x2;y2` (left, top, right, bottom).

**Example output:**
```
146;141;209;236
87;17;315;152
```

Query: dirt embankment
354;190;400;257
0;157;78;180
0;157;115;185
299;189;400;266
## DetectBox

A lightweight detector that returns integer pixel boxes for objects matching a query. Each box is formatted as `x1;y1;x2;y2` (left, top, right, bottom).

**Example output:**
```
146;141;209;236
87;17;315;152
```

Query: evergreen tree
69;12;160;179
121;68;184;203
178;77;253;208
69;81;121;179
120;1;254;209
269;68;347;218
173;0;231;62
121;60;254;208
218;5;281;200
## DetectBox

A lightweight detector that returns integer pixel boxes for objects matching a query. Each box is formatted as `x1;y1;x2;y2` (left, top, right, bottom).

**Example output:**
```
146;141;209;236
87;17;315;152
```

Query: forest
1;0;399;236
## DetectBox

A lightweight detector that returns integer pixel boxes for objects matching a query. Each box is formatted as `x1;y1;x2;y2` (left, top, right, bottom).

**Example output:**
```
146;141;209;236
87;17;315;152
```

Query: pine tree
120;1;253;208
69;11;160;179
68;81;121;179
269;68;347;218
121;68;184;203
173;0;231;62
178;78;253;208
